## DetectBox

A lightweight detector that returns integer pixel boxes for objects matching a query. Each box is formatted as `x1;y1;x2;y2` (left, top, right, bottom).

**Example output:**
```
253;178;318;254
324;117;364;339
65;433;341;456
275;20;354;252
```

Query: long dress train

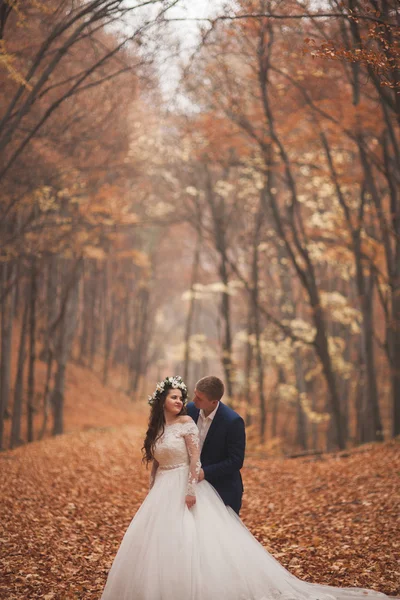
100;420;397;600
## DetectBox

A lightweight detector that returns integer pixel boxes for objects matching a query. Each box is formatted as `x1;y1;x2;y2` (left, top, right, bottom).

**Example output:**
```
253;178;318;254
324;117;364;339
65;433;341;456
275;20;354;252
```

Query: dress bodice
150;420;201;496
154;421;197;469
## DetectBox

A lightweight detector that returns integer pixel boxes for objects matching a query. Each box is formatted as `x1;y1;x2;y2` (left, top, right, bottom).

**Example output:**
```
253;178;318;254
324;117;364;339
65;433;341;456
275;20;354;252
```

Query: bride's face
164;388;184;417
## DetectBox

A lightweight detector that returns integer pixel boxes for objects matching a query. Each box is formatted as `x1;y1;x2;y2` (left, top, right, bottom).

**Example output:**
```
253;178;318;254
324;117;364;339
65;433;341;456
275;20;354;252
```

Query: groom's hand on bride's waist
198;469;205;482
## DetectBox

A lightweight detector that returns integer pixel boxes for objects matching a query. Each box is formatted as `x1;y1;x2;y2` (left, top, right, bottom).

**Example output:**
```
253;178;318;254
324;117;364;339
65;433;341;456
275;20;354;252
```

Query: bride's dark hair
142;382;188;465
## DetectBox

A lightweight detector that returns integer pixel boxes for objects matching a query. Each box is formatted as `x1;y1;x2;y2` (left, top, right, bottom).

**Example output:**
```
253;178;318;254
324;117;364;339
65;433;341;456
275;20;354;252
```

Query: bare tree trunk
0;269;5;445
51;321;66;437
37;255;58;440
128;292;141;392
103;300;115;386
219;257;234;399
244;298;254;427
89;263;99;370
1;261;16;422
199;17;351;449
294;349;308;450
130;286;149;397
255;23;346;447
276;242;309;449
321;131;383;442
51;261;81;436
41;255;58;363
38;343;54;441
310;384;318;450
183;226;202;384
122;292;130;386
27;258;37;443
0;0;13;40
392;291;400;436
358;268;383;440
271;368;282;439
339;326;351;444
10;293;29;448
251;206;267;441
355;356;367;444
79;261;90;364
102;262;115;386
204;167;235;399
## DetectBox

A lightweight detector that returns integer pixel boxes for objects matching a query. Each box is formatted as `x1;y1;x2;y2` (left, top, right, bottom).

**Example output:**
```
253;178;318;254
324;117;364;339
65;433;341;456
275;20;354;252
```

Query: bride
100;376;396;600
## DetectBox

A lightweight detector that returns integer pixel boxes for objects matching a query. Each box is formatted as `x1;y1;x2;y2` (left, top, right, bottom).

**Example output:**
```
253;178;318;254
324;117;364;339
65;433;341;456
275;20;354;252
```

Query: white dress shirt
197;401;220;451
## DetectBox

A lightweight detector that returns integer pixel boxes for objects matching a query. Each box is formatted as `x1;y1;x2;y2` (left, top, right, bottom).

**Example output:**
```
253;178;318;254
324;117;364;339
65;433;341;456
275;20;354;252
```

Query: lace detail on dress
181;421;201;496
158;462;188;471
149;459;158;490
152;420;201;496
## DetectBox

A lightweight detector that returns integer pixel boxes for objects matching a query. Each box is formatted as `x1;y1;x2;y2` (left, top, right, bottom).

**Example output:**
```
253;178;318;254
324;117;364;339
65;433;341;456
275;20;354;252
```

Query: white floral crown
147;375;188;406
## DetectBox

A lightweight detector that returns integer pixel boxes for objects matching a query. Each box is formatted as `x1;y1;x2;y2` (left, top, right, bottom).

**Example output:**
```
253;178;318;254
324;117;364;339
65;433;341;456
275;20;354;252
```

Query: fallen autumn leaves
1;426;399;599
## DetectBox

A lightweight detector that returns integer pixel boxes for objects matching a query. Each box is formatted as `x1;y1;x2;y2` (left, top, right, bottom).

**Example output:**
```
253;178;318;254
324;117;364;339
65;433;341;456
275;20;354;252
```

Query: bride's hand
185;495;196;509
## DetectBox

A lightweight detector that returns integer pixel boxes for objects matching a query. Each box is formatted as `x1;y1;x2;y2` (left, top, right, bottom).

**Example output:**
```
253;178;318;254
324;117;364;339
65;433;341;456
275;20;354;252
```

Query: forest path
1;425;399;599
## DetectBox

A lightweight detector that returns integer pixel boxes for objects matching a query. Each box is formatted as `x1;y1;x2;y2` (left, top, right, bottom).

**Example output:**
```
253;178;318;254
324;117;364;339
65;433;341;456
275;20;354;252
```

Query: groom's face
193;388;218;414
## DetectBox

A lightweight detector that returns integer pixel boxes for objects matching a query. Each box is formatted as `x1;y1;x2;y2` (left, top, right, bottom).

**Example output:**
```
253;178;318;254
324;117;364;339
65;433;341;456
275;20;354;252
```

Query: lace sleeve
149;459;159;490
181;421;201;496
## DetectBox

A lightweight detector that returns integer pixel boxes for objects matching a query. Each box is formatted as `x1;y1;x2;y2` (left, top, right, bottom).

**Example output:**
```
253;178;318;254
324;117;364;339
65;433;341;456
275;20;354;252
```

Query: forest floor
1;423;399;600
1;359;400;599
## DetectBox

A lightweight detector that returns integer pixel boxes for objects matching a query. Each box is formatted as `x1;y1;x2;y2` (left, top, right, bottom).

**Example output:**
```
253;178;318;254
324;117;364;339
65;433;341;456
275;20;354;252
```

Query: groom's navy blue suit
187;401;246;515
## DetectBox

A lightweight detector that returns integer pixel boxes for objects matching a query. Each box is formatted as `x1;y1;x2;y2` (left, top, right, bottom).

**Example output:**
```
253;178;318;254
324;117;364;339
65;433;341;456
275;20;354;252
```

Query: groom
186;376;246;515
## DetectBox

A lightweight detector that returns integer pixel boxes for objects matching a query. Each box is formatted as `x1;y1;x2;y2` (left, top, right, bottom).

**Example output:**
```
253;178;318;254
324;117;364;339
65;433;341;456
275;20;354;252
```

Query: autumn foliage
0;2;399;595
0;1;399;456
1;418;399;598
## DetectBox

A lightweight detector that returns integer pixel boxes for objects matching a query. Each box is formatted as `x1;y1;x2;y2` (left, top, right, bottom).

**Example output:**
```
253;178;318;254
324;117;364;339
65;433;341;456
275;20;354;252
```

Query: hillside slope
3;349;149;449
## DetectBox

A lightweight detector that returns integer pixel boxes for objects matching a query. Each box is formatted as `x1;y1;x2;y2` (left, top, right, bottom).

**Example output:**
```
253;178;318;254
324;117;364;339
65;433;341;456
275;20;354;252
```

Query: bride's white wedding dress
100;420;394;600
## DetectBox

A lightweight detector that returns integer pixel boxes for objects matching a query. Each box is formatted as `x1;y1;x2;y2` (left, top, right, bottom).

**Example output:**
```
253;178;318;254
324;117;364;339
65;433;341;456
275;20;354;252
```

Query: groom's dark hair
196;376;224;401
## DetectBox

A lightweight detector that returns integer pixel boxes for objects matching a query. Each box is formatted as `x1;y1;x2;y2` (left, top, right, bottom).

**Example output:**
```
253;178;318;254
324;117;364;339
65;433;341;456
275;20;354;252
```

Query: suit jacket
186;401;246;515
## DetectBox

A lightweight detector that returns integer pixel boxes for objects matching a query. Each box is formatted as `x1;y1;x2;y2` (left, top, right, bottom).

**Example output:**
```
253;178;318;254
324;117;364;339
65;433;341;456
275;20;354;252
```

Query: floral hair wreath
147;375;188;406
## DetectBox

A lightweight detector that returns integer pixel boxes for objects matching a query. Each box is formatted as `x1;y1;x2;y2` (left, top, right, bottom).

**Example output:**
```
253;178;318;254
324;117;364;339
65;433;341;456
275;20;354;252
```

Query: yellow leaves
321;291;362;334
11;0;52;22
181;289;198;301
83;246;106;260
33;185;58;212
287;318;316;344
277;383;298;404
0;40;32;89
272;370;334;425
182;281;243;301
76;231;90;245
328;336;354;379
308;210;337;233
87;185;139;227
146;201;174;218
185;186;198;196
306;241;328;262
116;249;149;268
82;245;149;266
119;212;139;225
234;329;254;345
237;332;295;366
165;334;217;363
215;180;235;198
299;393;331;423
304;363;323;382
